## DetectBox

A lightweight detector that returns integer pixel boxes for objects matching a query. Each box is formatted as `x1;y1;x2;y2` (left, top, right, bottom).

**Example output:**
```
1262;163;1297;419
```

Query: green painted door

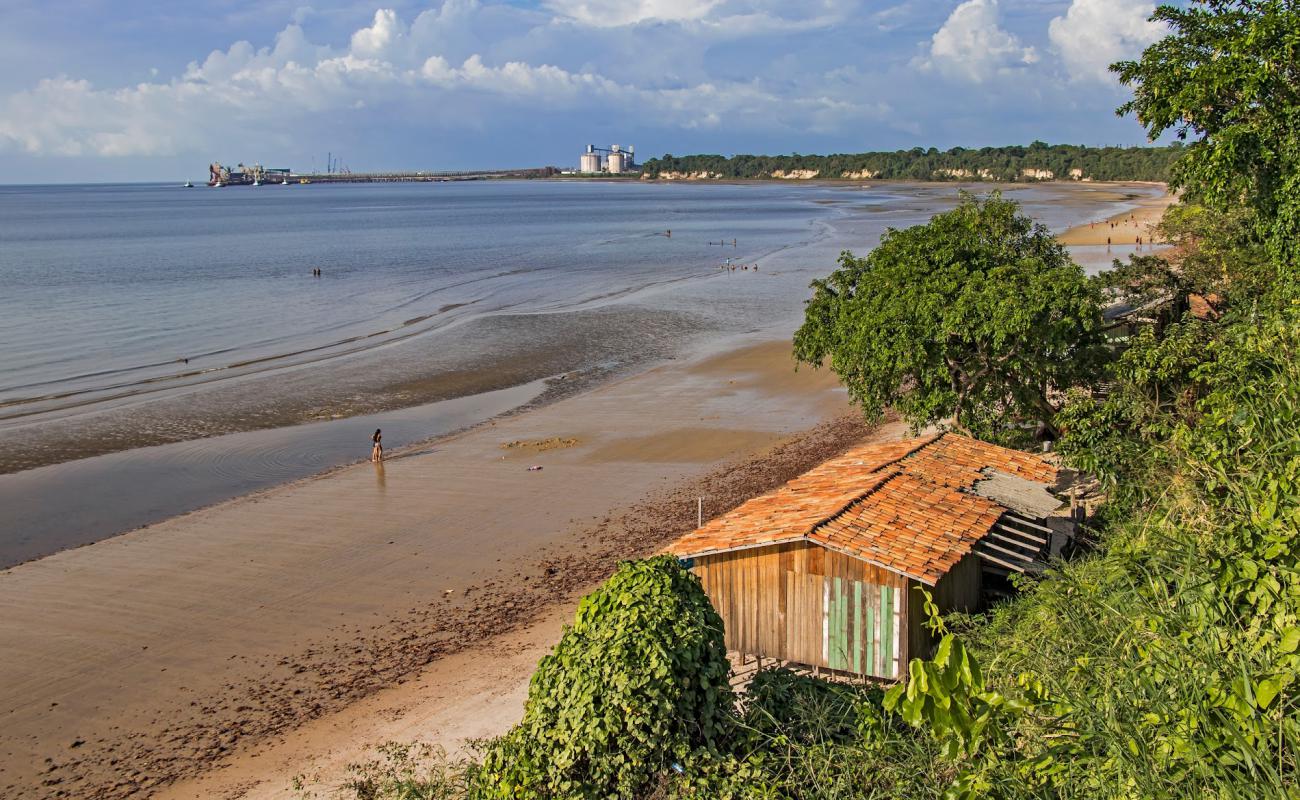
825;579;898;678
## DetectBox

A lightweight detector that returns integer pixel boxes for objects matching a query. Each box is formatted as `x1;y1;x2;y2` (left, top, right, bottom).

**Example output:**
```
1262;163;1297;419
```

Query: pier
294;166;559;183
208;163;559;186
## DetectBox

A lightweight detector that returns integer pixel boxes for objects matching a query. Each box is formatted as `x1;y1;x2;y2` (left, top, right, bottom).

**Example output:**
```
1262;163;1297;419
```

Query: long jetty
293;167;558;183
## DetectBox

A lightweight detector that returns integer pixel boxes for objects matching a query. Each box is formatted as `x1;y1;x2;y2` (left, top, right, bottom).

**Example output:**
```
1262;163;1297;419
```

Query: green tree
793;193;1104;444
474;556;733;799
1114;0;1300;262
1157;202;1274;302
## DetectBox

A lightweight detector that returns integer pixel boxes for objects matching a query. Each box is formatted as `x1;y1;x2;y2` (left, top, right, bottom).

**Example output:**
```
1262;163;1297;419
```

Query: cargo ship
208;162;292;187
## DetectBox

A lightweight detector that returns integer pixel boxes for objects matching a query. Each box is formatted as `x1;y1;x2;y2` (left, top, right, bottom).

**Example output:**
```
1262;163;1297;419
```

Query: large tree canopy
1114;0;1300;262
793;193;1104;444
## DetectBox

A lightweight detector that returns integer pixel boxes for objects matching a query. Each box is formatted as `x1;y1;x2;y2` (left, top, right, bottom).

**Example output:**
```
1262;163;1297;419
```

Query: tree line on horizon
640;141;1183;182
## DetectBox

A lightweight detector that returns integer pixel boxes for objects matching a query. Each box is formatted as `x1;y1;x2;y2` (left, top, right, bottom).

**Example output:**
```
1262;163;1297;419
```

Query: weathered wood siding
906;551;983;665
692;542;911;680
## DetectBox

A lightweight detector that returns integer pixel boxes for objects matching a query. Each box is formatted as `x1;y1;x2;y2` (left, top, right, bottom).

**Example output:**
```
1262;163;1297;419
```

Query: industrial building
579;144;636;174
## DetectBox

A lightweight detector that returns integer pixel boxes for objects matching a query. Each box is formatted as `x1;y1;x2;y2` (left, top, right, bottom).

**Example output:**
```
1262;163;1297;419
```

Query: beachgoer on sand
371;429;383;462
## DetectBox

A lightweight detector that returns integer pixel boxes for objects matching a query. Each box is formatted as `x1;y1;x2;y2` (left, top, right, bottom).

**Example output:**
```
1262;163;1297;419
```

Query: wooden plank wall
693;542;911;680
906;551;983;665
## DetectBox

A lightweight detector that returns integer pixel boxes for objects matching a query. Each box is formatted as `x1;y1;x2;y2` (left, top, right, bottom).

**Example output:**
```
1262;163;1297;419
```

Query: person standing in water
371;429;383;462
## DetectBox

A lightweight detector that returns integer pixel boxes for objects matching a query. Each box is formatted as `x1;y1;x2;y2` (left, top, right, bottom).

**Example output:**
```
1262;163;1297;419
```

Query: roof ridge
858;431;944;474
797;433;945;538
807;466;903;537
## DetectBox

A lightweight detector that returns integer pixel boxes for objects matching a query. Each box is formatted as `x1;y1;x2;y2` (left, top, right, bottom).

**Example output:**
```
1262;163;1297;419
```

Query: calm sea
0;180;839;417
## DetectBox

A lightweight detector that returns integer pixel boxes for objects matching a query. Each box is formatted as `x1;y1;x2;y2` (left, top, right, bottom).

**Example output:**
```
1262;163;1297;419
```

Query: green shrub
741;667;875;746
473;556;733;799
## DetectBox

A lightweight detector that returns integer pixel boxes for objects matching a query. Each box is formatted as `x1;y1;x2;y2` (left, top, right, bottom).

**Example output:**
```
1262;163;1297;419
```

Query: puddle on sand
0;379;546;569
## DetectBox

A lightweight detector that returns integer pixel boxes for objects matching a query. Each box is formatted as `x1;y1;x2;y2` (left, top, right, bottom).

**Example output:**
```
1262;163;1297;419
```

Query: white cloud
349;8;406;58
421;54;621;102
543;0;853;32
921;0;1038;83
1048;0;1163;83
544;0;724;27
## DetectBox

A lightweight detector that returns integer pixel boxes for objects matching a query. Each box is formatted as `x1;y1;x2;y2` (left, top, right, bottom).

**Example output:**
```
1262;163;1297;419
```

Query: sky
0;0;1170;183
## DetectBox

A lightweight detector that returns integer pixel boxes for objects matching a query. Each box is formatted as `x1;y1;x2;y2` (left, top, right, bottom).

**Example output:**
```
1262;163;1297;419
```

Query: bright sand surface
0;338;879;800
1056;185;1175;246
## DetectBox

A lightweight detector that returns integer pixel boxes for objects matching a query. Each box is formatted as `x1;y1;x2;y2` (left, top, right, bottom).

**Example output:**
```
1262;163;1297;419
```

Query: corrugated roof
667;432;1059;585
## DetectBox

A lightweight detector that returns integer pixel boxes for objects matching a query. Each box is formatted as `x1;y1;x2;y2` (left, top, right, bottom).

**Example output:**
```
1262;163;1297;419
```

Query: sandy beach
0;338;884;799
1056;186;1174;246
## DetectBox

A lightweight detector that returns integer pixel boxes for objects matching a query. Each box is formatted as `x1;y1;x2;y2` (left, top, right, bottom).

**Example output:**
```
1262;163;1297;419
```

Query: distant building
1021;168;1055;181
579;144;636;174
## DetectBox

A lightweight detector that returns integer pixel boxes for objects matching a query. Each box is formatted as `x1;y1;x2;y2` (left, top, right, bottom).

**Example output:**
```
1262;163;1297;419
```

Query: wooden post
697;497;703;528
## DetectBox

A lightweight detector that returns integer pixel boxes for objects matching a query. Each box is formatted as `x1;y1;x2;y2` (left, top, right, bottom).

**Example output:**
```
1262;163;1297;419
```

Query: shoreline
1056;188;1174;245
0;336;867;799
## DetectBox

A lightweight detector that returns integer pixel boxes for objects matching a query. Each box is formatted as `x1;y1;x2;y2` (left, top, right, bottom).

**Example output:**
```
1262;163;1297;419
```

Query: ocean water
0;180;836;418
0;179;1159;565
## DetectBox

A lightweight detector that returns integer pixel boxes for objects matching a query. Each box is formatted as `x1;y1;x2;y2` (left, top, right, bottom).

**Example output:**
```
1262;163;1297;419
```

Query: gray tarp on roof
971;468;1062;519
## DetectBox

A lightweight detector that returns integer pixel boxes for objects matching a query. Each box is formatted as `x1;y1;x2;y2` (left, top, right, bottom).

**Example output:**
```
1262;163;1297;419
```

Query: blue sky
0;0;1169;182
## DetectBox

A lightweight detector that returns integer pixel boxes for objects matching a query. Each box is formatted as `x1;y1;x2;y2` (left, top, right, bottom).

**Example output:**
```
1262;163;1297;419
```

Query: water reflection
0;378;546;568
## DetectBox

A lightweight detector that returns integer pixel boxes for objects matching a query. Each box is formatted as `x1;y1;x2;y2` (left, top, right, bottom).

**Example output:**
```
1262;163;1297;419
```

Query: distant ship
184;181;193;188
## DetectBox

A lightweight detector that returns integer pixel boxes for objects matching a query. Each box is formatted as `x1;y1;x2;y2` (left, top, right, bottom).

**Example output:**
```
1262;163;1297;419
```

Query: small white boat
184;181;193;188
252;180;261;187
281;179;289;185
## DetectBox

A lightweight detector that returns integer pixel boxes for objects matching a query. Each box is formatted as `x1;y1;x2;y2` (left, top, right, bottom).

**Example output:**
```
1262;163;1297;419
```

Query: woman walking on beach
371;429;384;462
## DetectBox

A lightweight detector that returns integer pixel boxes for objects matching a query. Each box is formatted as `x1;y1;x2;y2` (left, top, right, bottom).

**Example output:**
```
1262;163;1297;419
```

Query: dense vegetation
336;2;1300;798
640;142;1183;182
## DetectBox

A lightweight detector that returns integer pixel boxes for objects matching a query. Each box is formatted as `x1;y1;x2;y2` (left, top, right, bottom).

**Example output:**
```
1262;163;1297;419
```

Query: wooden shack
667;433;1061;680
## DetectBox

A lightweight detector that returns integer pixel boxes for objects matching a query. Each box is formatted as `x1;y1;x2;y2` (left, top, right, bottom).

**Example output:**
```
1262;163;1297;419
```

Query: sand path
0;339;865;799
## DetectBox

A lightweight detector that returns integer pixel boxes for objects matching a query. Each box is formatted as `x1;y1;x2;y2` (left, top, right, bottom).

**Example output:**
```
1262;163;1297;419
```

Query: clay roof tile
666;432;1058;584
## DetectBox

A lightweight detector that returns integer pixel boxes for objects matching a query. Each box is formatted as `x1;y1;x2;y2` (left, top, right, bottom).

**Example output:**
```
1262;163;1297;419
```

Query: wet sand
0;380;550;568
0;306;700;476
0;337;876;800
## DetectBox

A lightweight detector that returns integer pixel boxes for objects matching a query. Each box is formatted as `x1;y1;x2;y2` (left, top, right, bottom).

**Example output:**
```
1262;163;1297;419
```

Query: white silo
607;151;625;173
580;152;602;173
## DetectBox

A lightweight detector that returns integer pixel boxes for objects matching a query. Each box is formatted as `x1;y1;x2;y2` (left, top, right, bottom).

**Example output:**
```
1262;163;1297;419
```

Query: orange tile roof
667;432;1058;585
